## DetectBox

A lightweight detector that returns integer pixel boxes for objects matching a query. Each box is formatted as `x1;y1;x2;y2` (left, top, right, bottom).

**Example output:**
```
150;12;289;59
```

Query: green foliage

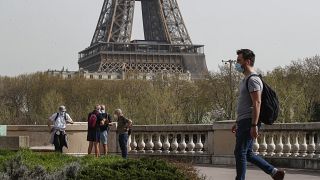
77;157;187;180
265;55;320;122
0;150;202;180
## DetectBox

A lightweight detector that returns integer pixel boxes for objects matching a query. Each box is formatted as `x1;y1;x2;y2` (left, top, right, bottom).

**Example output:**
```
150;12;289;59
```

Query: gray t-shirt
236;73;263;121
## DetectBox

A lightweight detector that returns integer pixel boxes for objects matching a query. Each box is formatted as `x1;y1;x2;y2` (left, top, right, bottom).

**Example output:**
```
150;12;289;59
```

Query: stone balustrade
129;132;207;154
252;124;320;159
3;122;320;169
126;125;213;155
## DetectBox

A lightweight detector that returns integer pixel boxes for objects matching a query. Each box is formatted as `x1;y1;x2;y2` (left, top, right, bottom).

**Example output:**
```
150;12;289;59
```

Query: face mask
101;110;105;113
235;63;244;73
60;111;65;116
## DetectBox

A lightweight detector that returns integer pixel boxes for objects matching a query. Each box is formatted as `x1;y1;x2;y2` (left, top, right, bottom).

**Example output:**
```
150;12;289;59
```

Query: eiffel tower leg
141;0;168;42
107;0;135;43
160;0;192;45
91;0;115;45
91;0;135;45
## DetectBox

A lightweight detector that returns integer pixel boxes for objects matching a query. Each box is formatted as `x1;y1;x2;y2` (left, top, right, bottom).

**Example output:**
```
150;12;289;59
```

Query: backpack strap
246;74;262;92
64;113;68;121
54;113;59;121
54;112;68;121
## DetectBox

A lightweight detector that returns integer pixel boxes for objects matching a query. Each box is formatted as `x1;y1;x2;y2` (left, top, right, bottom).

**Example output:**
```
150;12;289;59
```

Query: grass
0;149;204;180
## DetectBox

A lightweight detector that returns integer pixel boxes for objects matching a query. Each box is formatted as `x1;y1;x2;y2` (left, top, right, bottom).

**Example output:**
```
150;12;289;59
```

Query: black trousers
53;131;67;153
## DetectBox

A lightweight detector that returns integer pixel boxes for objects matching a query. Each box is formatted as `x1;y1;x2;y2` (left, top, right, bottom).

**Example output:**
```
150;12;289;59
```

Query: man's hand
231;123;237;133
100;119;106;126
67;120;74;124
250;126;259;139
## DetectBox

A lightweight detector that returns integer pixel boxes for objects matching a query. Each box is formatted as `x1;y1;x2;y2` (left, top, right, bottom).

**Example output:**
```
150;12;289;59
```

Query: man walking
232;49;285;180
48;105;74;153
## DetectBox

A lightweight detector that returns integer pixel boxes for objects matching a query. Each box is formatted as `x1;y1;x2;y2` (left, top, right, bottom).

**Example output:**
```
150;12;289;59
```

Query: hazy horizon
1;0;320;76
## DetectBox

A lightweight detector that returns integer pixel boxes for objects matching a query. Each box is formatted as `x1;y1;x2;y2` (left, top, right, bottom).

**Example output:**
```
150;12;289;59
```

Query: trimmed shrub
0;150;203;180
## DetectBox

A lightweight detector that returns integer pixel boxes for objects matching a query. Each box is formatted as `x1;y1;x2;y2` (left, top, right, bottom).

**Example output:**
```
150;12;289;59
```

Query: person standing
99;105;113;155
87;104;101;157
114;109;132;159
232;49;285;180
48;105;74;153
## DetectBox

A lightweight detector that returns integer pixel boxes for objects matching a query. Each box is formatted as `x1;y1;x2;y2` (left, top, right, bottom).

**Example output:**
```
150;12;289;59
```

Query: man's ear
245;59;251;66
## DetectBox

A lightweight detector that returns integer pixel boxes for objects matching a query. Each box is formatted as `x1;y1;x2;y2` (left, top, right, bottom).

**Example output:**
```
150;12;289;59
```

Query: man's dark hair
237;49;255;66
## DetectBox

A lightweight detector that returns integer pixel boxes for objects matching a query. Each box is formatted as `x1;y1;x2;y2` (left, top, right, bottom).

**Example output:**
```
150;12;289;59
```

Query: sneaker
273;169;285;180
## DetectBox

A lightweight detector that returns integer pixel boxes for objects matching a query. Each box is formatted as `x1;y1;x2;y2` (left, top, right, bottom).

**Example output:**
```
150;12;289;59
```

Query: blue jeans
234;118;274;180
119;133;128;158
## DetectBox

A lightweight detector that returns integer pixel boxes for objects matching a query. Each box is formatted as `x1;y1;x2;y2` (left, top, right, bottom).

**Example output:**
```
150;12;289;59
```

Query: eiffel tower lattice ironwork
78;0;208;79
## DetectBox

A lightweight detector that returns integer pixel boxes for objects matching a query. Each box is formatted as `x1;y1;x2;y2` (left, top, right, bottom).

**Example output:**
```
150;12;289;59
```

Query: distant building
46;68;191;81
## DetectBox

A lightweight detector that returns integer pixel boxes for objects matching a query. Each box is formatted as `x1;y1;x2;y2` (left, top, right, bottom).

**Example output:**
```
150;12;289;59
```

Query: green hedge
0;149;203;180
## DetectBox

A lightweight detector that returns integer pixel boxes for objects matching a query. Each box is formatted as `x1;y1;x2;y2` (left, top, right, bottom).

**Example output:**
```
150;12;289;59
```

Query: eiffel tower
78;0;208;79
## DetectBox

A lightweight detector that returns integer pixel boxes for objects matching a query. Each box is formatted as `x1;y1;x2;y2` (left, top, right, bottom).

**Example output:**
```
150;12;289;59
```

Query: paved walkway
195;165;320;180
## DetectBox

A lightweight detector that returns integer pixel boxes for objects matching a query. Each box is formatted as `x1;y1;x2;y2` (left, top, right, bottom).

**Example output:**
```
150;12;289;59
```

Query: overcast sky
1;0;320;76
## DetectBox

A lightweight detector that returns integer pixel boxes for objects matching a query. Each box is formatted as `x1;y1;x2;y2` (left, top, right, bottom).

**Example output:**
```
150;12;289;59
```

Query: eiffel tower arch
78;0;208;79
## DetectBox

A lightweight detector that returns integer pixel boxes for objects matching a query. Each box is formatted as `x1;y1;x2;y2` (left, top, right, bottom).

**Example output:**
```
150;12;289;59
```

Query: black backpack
246;74;279;125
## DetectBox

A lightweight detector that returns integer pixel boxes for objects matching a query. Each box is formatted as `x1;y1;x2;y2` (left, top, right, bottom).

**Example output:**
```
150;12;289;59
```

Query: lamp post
222;60;236;120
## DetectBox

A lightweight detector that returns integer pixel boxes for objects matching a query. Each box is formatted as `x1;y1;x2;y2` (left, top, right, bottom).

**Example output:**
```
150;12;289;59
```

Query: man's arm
250;90;262;138
107;114;113;126
66;114;74;124
124;118;133;130
128;119;133;128
47;113;58;132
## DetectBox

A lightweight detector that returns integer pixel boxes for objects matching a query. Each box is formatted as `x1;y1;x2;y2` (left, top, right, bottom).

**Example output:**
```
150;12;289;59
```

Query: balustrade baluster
170;133;179;154
163;134;170;154
299;132;308;157
187;133;195;154
154;133;163;153
291;132;300;157
145;134;154;153
307;132;316;158
195;133;204;154
282;132;291;157
130;133;137;153
267;133;276;156
138;134;146;153
128;135;131;152
275;132;284;157
179;133;187;154
259;132;268;156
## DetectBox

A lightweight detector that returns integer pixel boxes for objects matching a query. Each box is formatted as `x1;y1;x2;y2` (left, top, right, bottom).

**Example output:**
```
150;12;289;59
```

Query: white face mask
101;110;105;113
